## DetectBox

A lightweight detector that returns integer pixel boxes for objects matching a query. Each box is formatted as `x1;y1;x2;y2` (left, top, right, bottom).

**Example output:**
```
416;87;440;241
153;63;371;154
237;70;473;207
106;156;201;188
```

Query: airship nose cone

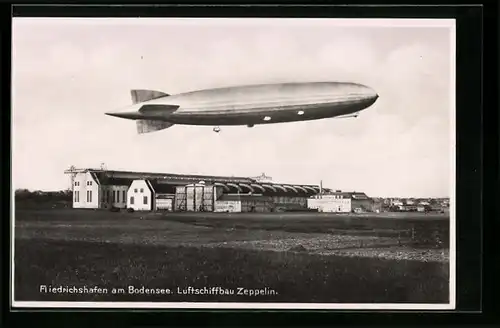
363;86;379;103
369;92;379;106
353;84;379;108
363;86;378;99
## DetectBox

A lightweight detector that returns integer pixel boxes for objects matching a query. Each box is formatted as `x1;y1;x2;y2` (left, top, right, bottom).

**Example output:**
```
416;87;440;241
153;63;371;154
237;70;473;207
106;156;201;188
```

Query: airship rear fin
131;89;169;104
136;120;175;134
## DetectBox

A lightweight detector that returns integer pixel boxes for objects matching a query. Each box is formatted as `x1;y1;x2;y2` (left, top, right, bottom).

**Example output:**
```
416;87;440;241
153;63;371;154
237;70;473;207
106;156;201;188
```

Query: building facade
72;171;100;209
127;180;154;211
307;191;373;213
307;194;352;213
65;168;344;212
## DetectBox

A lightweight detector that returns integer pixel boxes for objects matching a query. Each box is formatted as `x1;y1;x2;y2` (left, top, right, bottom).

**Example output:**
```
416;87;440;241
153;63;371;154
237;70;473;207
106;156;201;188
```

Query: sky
12;18;455;197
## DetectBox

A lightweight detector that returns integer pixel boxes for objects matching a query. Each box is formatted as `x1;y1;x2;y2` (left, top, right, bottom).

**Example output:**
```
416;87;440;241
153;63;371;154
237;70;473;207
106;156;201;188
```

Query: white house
127;180;154;211
127;179;176;211
73;171;100;209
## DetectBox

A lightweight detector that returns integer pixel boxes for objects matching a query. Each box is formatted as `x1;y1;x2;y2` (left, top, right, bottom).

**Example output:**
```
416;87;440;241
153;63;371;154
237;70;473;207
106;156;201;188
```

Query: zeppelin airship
105;82;378;133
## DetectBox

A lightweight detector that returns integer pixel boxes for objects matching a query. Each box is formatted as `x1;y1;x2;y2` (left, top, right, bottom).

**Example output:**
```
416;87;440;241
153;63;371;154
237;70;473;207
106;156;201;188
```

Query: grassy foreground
15;238;449;303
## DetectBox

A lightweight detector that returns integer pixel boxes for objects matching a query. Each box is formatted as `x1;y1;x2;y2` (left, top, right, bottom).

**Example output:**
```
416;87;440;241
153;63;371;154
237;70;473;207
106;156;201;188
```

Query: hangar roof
88;169;254;184
73;169;323;196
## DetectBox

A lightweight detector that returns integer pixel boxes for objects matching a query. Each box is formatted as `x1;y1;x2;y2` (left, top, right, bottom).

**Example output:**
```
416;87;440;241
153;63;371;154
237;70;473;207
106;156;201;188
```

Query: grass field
14;207;450;304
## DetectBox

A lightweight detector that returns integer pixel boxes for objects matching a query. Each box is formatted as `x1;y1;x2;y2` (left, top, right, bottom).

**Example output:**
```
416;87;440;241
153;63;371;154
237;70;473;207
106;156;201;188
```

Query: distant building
215;194;273;213
307;190;373;213
251;172;273;183
391;199;404;206
350;192;373;212
308;194;352;213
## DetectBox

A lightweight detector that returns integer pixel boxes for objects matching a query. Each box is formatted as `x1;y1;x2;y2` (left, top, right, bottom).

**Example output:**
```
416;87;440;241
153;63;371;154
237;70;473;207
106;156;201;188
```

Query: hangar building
65;168;327;212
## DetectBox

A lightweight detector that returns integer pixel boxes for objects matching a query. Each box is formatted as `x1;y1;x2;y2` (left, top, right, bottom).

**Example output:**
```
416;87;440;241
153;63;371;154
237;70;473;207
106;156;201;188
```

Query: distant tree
15;188;72;202
15;189;32;199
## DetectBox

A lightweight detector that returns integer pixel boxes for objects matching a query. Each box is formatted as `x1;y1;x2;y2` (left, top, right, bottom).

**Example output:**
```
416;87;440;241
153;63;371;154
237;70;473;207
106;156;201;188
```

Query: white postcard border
10;17;457;311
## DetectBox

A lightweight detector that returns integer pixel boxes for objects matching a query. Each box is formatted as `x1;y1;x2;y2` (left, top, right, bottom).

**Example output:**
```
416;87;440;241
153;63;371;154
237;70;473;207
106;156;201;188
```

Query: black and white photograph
12;17;455;309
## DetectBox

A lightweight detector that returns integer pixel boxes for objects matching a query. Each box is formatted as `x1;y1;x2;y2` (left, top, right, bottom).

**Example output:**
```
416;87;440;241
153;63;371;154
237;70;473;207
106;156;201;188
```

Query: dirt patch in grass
202;236;449;263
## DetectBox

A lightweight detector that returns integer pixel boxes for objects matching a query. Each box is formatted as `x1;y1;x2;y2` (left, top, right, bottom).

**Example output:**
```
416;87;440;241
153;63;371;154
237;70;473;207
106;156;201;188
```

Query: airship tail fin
131;89;169;104
136;120;175;134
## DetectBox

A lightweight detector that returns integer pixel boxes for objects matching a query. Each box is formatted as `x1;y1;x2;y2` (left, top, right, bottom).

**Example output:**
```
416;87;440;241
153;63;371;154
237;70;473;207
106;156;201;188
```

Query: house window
86;190;89;202
113;190;116;203
74;191;77;202
75;182;77;186
130;196;134;205
143;196;148;204
108;190;111;202
122;191;126;203
117;190;120;203
89;181;92;186
140;188;144;193
89;191;92;202
76;191;79;202
134;189;138;193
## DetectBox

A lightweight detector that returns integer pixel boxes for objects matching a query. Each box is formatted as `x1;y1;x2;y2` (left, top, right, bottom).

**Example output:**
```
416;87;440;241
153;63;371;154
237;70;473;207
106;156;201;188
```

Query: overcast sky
12;18;455;197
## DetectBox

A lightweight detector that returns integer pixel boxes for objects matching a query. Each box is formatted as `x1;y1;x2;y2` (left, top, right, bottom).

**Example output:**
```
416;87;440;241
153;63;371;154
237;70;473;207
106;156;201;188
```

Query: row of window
74;181;93;186
134;188;145;193
102;190;127;203
73;191;94;203
129;196;148;205
73;190;148;205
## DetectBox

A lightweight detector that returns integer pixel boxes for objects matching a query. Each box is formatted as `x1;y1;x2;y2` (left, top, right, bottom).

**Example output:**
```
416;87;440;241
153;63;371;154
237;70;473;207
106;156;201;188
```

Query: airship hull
165;98;376;126
106;82;379;132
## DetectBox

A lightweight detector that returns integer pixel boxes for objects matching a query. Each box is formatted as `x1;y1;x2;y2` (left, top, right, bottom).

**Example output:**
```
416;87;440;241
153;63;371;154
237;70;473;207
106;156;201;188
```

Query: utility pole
67;165;77;192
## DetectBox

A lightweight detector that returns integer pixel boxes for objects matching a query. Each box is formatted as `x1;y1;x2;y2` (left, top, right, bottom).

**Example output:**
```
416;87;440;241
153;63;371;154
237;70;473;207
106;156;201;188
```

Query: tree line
15;189;72;202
